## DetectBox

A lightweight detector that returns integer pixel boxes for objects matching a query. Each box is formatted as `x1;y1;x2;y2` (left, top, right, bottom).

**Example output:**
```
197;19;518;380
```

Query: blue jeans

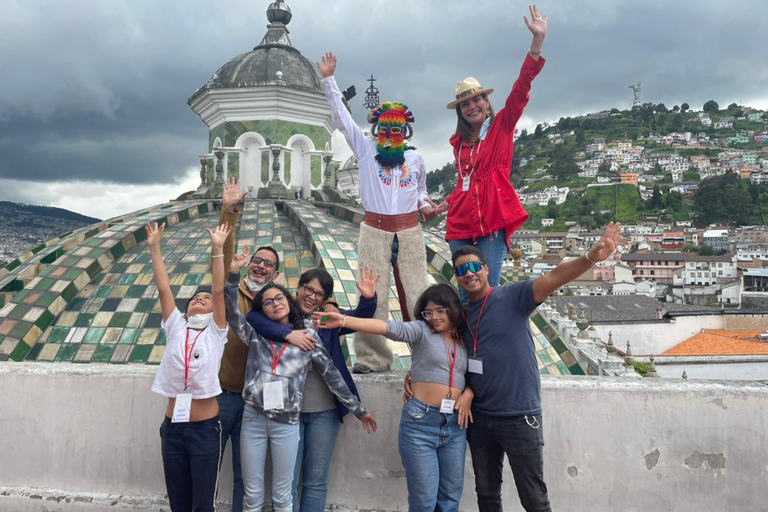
159;416;222;512
399;398;467;512
241;407;300;512
448;230;508;302
467;412;550;512
292;410;342;512
217;392;245;512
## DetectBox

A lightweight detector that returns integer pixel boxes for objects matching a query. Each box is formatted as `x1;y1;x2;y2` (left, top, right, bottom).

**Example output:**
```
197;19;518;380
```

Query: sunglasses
454;260;483;277
250;256;277;269
262;293;287;309
421;307;449;320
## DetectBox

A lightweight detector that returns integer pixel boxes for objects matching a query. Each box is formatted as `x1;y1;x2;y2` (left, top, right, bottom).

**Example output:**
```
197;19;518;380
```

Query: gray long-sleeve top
385;320;468;390
226;272;368;425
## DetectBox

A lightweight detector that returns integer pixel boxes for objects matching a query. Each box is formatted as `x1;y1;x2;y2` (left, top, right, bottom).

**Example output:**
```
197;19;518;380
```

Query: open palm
356;266;381;299
524;4;547;38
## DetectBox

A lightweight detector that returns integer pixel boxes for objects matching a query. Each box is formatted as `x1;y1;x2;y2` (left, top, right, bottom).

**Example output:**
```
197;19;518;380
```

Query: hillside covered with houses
425;101;768;310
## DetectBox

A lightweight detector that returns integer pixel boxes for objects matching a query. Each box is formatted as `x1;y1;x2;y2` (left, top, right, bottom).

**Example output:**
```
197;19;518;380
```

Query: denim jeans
159;416;222;512
217;392;245;512
241;406;300;512
448;230;508;302
292;410;342;512
467;412;550;512
398;398;467;512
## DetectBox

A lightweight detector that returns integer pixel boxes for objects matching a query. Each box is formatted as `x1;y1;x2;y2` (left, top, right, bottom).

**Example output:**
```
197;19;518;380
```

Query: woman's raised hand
230;245;251;273
355;266;381;299
316;52;337;78
311;310;345;330
145;222;165;248
524;4;547;39
222;177;248;211
206;222;231;250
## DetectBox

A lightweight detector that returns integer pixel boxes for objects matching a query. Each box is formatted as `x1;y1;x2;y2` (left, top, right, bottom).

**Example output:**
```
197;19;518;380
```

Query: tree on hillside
534;124;544;139
648;184;664;209
703;100;719;112
551;145;578;182
694;172;752;225
672;105;680;112
575;129;586;148
656;103;668;113
727;103;739;111
681;103;690;112
426;162;457;195
665;190;684;212
598;159;611;175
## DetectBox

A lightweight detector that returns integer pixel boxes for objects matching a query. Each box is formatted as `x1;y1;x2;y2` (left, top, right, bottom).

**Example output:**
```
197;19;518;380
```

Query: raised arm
146;222;176;322
532;222;623;303
498;5;548;134
218;177;248;271
206;222;231;330
317;52;373;160
225;246;255;344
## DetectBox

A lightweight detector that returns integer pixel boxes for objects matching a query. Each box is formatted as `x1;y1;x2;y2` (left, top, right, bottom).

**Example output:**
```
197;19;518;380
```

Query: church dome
199;1;321;94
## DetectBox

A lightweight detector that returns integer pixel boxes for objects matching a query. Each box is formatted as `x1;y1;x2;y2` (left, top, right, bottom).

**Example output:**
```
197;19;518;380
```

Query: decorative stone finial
266;1;292;25
647;355;660;378
682;371;688;379
624;341;634;365
606;331;615;353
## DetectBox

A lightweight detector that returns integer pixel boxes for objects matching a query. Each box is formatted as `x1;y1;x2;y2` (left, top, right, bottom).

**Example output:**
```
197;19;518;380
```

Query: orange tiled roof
663;330;768;356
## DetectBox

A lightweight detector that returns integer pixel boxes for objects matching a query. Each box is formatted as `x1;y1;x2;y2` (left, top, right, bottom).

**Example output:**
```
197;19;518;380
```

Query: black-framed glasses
300;284;325;300
421;307;449;320
262;294;287;309
250;256;276;269
454;260;483;277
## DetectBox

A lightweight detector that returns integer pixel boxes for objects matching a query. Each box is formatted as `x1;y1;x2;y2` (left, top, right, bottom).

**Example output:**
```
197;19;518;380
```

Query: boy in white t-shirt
148;221;230;512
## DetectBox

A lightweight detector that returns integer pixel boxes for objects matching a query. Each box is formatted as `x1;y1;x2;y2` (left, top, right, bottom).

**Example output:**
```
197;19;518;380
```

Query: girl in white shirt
148;221;230;512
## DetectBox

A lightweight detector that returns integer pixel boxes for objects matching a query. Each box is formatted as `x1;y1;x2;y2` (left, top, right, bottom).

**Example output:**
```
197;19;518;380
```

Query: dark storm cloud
0;0;766;196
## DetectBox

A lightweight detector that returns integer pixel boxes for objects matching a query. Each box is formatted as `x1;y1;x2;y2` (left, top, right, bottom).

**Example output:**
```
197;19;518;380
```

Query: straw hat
446;77;494;109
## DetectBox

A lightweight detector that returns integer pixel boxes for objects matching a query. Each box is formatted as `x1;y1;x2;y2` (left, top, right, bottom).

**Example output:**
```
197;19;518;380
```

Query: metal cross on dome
363;74;380;110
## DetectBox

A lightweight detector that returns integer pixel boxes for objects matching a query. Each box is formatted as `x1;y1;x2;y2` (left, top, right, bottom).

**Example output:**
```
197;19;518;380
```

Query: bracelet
584;252;597;264
529;48;542;56
211;254;224;259
342;316;347;329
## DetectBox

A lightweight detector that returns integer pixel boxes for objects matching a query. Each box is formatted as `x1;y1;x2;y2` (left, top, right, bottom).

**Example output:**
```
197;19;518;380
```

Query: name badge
440;399;456;414
172;393;193;423
468;357;483;375
263;380;285;411
462;178;470;192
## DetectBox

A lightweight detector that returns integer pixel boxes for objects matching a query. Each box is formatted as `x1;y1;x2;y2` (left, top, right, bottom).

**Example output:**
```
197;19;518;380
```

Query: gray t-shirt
386;320;467;390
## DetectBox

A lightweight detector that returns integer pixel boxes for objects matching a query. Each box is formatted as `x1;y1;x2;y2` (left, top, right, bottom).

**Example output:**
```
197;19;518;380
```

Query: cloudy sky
0;0;766;220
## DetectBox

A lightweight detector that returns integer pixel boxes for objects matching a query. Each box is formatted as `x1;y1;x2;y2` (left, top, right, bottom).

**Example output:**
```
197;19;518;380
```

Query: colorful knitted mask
369;102;414;168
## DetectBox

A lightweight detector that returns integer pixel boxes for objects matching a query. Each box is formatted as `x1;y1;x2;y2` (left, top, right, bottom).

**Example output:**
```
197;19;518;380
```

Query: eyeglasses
250;256;277;269
262;293;287;309
300;284;325;300
421;307;449;320
454;260;483;277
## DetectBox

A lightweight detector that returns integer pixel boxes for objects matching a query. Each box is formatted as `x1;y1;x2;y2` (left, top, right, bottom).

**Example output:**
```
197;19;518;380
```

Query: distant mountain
0;202;101;265
0;201;100;226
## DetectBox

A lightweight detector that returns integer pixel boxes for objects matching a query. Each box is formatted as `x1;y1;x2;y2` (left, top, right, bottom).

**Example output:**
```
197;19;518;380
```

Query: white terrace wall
1;364;767;512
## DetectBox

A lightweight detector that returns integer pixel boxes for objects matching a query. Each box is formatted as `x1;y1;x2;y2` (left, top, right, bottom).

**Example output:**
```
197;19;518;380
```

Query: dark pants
217;392;245;512
160;416;222;512
467;412;550;512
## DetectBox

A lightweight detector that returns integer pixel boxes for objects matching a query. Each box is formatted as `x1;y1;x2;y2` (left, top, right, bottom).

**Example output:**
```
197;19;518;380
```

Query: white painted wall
1;364;768;512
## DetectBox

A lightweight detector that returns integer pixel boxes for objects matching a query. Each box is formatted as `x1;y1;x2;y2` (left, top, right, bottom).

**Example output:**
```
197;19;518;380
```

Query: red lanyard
457;139;482;179
184;328;204;391
466;287;493;358
269;340;289;375
440;333;457;394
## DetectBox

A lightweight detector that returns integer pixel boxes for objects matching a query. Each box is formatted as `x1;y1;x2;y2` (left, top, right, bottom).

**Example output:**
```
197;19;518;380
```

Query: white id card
172;393;193;423
440;399;456;414
462;178;470;192
263;380;285;411
468;357;483;374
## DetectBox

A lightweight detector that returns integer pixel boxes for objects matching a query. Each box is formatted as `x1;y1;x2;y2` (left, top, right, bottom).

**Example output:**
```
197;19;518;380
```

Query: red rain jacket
445;55;545;248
